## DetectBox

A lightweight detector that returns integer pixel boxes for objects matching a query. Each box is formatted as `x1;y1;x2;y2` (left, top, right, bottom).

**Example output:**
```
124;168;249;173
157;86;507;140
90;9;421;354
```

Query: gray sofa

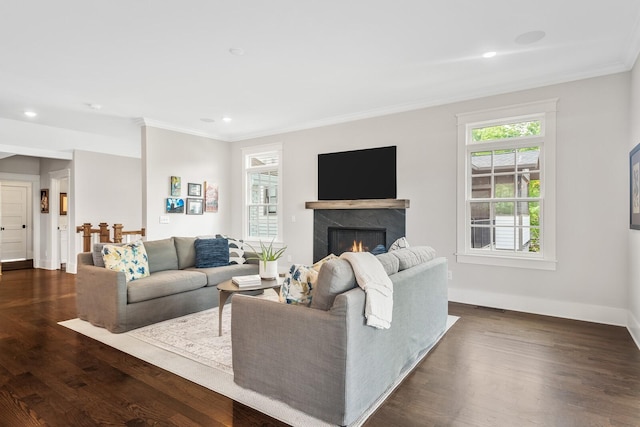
231;247;448;426
76;236;258;333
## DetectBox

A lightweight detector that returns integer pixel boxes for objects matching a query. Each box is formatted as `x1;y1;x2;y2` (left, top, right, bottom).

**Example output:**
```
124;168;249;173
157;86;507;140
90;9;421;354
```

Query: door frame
49;169;71;271
0;172;40;267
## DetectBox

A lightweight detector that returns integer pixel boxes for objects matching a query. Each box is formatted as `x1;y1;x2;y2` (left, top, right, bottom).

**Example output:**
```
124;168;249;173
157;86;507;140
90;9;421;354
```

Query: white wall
72;150;142;272
0;155;40;174
232;72;630;326
628;58;640;347
142;126;231;240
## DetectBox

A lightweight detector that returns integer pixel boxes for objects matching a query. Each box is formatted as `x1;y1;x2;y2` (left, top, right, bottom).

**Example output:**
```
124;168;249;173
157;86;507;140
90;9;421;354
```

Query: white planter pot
259;260;278;280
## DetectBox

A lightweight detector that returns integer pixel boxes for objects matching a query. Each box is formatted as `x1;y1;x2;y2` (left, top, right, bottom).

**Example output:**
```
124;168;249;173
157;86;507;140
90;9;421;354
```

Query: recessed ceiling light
229;48;245;56
482;51;497;59
24;111;37;118
200;118;215;123
515;30;546;45
222;116;232;123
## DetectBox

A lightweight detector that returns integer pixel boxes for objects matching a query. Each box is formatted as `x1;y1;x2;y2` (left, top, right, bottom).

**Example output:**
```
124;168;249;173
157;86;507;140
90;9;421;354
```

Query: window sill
456;253;557;271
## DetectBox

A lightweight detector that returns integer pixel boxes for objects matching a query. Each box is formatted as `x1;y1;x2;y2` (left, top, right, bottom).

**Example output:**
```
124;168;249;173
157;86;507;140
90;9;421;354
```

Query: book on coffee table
232;274;262;287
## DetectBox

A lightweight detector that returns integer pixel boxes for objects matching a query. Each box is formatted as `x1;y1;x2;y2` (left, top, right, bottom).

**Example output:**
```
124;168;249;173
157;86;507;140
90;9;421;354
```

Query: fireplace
309;206;407;262
328;226;386;255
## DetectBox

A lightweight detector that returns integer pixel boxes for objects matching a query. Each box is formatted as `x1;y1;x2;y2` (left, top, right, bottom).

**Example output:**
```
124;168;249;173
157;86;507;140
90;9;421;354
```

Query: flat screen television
318;146;397;200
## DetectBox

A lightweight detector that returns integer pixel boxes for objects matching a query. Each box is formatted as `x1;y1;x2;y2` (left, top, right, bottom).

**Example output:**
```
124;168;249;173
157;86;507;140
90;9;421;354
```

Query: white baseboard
448;287;627;327
36;259;61;271
65;261;77;274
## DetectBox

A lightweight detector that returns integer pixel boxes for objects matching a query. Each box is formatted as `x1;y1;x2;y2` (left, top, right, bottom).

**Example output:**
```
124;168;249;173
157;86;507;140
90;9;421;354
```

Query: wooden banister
76;222;146;252
113;224;146;243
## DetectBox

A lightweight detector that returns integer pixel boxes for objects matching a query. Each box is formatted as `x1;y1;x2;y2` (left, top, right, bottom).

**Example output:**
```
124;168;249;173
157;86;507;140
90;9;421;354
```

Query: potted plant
246;239;287;280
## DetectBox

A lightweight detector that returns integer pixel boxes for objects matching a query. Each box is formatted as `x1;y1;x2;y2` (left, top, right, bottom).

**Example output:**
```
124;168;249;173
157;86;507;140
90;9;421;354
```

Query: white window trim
456;99;558;270
241;143;284;245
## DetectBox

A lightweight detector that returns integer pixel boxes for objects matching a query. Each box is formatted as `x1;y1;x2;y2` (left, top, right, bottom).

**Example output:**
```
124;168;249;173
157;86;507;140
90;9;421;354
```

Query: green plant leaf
245;238;287;262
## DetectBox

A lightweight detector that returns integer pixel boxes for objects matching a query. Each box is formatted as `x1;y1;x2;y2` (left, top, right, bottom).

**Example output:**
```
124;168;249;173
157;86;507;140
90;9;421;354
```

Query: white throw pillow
389;237;410;251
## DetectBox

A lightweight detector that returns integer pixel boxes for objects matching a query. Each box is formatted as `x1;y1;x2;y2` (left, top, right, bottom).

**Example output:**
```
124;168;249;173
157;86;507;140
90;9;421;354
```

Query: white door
1;185;28;261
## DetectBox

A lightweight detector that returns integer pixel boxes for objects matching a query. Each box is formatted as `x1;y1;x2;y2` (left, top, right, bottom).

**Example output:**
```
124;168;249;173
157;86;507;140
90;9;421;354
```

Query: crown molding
0;143;72;160
137;118;228;141
625;13;640;69
137;64;631;144
227;64;629;142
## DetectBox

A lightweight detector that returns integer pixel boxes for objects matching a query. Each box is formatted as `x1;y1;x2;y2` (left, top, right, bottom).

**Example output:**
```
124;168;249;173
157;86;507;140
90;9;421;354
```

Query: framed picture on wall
170;176;181;196
187;198;203;215
40;189;49;214
188;183;202;197
60;193;68;215
204;181;218;213
631;143;640;229
166;198;185;214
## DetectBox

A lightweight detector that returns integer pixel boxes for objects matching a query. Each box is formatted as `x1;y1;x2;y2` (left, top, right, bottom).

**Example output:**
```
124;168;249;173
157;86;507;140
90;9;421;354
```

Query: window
456;100;557;270
242;144;283;242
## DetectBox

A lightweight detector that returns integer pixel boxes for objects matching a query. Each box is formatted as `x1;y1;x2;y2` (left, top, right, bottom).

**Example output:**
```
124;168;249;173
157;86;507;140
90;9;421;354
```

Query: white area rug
59;291;458;427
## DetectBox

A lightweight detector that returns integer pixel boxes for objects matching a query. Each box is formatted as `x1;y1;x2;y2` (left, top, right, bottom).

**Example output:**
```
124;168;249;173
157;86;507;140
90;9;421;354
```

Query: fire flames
351;240;364;252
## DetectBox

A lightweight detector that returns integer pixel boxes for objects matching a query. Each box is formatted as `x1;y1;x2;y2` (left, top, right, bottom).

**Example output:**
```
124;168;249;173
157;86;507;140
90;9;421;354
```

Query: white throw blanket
340;252;393;329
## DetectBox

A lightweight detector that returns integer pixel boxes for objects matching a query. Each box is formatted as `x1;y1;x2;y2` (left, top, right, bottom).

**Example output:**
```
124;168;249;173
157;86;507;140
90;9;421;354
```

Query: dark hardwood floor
1;269;639;426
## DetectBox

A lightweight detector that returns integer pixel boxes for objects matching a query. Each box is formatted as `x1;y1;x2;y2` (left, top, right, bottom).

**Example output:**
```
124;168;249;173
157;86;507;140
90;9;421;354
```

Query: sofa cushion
281;264;317;306
92;242;125;267
102;240;150;282
312;253;338;272
375;252;400;275
174;236;196;269
243;251;260;265
127;270;207;303
215;234;246;265
144;237;178;273
391;246;436;271
188;263;259;286
310;258;357;311
194;238;229;268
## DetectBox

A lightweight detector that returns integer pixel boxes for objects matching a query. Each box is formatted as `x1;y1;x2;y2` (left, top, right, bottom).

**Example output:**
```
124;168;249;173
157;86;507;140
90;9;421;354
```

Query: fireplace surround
306;200;409;262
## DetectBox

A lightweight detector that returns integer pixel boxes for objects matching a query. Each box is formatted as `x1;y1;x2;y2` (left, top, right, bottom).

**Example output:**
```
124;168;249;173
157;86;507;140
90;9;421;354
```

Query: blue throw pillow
194;238;229;268
370;244;387;255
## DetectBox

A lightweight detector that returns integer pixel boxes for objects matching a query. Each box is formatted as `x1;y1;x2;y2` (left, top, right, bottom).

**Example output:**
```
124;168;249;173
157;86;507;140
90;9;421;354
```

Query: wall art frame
188;182;202;197
170;176;181;197
60;192;68;215
166;198;185;214
204;181;218;213
40;189;49;214
187;198;203;215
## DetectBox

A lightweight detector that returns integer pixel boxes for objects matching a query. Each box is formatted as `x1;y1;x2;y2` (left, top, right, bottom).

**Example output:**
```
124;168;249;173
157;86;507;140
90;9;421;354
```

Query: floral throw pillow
280;264;318;306
102;240;150;282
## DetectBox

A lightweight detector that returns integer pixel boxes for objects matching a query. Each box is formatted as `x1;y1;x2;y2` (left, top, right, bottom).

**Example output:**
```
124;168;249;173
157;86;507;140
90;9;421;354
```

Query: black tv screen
318;146;397;200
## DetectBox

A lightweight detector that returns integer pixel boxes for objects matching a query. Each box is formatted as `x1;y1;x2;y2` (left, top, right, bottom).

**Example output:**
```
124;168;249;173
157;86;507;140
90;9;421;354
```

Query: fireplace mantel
305;199;410;210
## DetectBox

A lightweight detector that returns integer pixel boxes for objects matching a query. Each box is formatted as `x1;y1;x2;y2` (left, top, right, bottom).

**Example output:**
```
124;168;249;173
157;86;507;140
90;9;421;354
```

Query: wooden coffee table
216;277;283;336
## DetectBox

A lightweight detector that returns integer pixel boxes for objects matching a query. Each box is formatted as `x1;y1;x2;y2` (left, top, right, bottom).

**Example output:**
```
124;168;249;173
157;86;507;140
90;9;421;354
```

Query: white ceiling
2;0;640;158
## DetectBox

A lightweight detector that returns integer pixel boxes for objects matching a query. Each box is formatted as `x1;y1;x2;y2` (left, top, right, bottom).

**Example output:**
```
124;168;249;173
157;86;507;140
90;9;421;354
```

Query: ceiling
1;0;640;159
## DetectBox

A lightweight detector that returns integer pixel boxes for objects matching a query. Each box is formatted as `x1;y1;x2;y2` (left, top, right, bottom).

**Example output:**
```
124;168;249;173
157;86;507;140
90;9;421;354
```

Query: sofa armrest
231;295;349;420
76;252;129;333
